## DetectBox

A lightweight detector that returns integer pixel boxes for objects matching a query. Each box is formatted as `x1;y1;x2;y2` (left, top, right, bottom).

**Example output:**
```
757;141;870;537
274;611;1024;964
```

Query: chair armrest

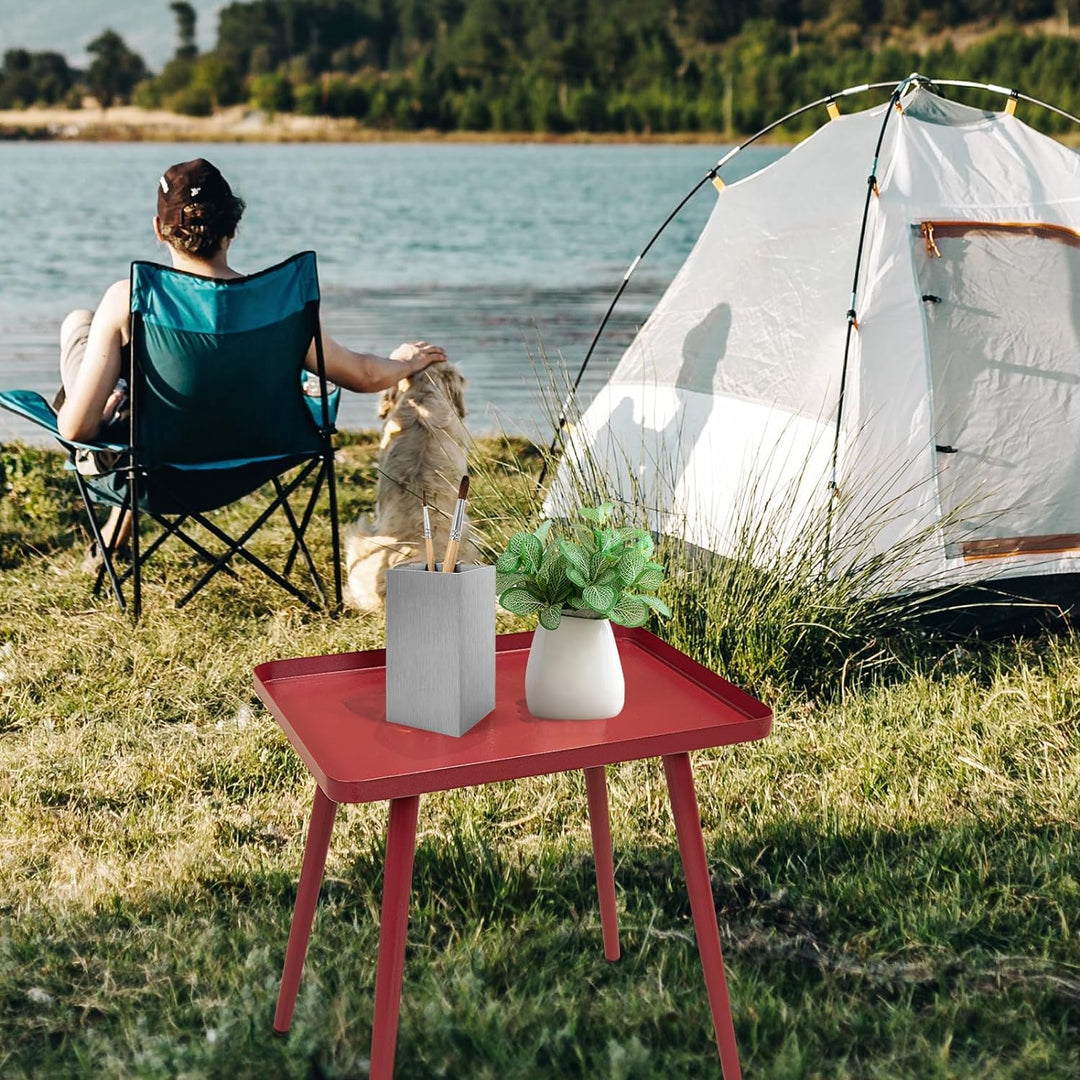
0;389;127;452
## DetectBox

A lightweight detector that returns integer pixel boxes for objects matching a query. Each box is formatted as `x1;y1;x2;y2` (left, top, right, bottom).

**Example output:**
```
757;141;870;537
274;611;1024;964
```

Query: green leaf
509;532;543;574
495;550;521;574
610;594;649;627
597;527;623;555
577;506;602;523
617;549;646;586
495;572;527;593
635;568;664;592
571;523;595;549
626;529;654;558
537;547;563;590
558;539;588;578
538;604;562;631
533;519;553;543
637;593;672;618
592;501;616;524
499;587;544;616
565;563;587;589
588;552;609;581
582;583;617;615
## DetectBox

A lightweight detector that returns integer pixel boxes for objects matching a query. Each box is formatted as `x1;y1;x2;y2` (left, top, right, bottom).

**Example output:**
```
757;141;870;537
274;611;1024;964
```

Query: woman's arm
57;280;130;443
304;325;446;393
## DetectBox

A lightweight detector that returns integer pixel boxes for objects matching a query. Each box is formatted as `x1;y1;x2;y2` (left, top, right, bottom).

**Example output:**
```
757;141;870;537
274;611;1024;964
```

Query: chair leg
144;513;238;576
111;456;334;612
130;468;142;622
281;468;325;579
175;462;323;609
176;516;321;611
324;448;343;610
272;475;326;606
73;472;125;611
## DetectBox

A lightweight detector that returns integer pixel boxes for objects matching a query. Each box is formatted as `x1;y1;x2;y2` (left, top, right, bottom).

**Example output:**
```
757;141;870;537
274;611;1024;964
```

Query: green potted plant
496;503;671;719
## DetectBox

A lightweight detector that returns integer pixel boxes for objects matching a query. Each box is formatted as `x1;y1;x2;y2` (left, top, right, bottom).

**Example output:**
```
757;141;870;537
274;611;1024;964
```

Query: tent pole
534;82;903;498
534;168;717;495
822;75;920;575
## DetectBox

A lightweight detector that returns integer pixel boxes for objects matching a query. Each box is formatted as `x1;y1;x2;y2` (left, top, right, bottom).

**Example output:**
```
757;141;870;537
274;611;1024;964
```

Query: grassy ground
0;434;1077;1078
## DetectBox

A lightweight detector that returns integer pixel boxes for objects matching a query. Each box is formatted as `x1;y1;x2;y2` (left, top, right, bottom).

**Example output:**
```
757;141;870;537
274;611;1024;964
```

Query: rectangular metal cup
385;562;496;737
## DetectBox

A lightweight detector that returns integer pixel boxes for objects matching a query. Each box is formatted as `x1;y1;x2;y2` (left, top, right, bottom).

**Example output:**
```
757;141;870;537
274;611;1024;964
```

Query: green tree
249;71;295;114
171;2;199;62
0;50;38;107
455;84;490;129
29;52;74;104
179;0;1080;135
86;30;148;108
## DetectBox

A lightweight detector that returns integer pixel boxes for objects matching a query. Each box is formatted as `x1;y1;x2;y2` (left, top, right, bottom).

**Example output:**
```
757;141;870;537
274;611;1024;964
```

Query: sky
0;0;226;71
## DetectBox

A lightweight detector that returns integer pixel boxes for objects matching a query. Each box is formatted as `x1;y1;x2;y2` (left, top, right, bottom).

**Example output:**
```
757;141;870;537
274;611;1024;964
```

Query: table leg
370;794;421;1080
662;752;741;1080
584;766;620;961
274;784;338;1034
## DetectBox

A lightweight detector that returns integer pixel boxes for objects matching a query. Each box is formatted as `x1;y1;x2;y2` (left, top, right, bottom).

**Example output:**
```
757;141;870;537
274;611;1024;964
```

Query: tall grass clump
531;361;965;704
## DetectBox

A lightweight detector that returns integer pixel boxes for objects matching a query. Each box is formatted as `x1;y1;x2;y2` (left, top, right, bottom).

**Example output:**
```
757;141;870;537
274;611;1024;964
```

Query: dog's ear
444;367;467;419
378;379;403;419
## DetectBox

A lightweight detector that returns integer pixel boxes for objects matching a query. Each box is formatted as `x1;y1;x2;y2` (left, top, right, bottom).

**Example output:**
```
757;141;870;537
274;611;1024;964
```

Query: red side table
254;627;772;1080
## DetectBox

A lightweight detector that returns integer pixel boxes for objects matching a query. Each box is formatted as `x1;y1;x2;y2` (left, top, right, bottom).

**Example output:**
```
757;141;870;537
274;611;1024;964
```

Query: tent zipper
921;221;942;258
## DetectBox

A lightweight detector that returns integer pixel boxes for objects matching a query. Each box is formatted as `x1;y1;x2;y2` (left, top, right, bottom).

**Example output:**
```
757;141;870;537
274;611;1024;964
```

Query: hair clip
159;176;169;193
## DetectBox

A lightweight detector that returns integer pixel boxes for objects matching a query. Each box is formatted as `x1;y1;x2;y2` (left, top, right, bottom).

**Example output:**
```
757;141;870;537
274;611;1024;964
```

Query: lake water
0;141;782;444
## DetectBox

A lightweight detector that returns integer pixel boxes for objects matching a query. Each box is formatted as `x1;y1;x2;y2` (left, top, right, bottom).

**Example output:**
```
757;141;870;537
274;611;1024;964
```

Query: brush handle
441;538;460;572
441;496;466;572
422;505;435;572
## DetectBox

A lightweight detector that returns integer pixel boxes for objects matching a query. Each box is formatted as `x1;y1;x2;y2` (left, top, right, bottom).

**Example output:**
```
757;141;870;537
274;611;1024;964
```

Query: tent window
914;220;1080;561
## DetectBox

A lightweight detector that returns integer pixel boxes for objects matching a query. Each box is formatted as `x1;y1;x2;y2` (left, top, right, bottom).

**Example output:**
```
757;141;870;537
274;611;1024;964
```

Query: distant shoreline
0;103;771;145
6;104;1077;148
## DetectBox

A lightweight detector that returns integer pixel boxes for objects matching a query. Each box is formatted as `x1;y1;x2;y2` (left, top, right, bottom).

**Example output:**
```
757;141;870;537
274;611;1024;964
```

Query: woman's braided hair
157;159;245;259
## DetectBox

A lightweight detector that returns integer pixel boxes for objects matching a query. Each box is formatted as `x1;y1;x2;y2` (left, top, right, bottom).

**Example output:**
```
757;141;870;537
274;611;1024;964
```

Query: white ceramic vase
525;614;625;720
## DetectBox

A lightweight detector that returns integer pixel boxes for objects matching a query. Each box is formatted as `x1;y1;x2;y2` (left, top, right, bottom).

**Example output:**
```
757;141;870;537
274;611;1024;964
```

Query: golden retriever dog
344;364;475;610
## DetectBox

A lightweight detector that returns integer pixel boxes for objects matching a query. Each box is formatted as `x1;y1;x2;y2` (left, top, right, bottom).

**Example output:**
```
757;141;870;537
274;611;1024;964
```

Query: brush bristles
457;475;470;501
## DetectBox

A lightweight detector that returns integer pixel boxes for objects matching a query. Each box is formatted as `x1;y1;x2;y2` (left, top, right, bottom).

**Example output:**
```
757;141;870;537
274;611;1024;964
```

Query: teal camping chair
0;251;342;617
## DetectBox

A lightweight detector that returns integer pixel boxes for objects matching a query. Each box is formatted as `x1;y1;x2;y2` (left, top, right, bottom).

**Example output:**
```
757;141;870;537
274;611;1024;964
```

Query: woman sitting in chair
56;157;446;561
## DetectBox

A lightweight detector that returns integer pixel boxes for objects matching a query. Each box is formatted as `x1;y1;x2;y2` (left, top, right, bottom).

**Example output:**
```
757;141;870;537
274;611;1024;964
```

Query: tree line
2;0;1079;135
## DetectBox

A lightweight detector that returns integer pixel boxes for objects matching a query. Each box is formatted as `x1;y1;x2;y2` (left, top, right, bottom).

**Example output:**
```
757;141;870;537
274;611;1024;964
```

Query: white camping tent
546;80;1080;596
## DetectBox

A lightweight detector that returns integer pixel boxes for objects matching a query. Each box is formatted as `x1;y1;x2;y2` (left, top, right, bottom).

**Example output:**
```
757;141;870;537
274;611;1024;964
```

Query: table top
254;628;772;803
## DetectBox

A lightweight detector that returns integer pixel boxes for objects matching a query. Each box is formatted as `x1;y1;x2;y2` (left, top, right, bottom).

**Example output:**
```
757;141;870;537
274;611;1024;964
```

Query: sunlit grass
0;431;1077;1078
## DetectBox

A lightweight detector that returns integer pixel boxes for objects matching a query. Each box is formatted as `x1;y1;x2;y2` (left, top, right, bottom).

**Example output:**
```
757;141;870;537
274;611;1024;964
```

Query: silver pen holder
385;562;496;737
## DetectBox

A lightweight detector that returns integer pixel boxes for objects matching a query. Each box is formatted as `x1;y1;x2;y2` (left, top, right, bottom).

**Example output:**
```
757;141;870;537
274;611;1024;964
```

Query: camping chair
0;251;342;618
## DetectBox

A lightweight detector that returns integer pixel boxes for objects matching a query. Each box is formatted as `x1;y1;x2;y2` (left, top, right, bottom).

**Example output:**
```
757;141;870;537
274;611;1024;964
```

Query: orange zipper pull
921;221;941;258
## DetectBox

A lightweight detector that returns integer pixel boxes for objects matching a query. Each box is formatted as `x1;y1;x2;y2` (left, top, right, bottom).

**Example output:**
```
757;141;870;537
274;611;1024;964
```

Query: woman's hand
101;382;127;426
390;341;447;375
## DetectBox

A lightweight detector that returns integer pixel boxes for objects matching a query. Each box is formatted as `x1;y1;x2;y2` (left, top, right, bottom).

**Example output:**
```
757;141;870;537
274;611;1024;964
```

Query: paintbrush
441;474;469;572
422;489;436;572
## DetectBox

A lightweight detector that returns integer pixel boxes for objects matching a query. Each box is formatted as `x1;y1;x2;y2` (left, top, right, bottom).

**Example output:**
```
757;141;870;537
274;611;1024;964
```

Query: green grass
0;434;1078;1078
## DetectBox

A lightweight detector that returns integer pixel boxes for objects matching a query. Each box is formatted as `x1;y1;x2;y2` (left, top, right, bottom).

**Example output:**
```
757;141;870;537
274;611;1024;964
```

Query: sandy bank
4;101;1075;147
0;103;741;145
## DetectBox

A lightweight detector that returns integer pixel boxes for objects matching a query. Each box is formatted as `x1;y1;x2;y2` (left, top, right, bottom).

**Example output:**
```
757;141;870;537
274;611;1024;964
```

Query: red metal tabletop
254;627;772;803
